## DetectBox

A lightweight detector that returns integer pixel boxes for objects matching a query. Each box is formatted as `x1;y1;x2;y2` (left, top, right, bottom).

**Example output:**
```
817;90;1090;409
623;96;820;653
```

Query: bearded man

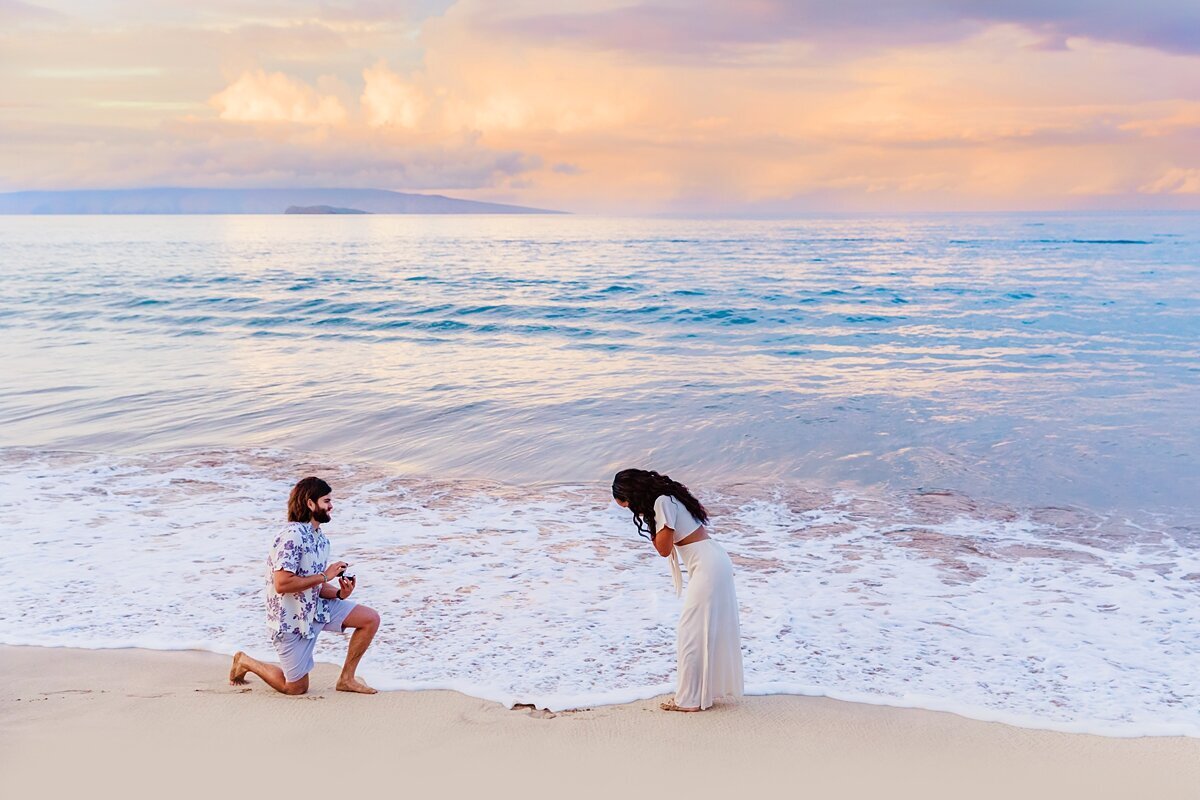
229;476;380;695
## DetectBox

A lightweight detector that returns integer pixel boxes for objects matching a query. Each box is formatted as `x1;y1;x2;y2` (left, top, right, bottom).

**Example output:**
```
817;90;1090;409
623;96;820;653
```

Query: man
229;476;381;695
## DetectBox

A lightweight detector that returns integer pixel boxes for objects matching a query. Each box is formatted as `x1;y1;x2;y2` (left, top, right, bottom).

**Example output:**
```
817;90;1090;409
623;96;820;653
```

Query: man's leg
229;652;310;695
336;605;381;694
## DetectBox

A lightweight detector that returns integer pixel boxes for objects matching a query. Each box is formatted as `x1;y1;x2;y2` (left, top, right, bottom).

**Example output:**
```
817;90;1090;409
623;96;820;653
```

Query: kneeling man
230;476;380;694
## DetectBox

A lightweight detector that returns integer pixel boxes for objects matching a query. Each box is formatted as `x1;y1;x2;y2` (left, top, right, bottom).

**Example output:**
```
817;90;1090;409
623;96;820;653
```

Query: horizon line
3;187;1200;217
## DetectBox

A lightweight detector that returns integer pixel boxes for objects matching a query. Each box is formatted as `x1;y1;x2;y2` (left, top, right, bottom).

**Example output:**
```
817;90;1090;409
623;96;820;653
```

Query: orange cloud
5;2;1200;211
361;61;427;128
1140;168;1200;194
210;69;348;125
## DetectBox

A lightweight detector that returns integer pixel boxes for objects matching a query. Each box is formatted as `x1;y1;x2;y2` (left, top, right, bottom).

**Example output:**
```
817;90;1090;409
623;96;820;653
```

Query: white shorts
272;599;357;683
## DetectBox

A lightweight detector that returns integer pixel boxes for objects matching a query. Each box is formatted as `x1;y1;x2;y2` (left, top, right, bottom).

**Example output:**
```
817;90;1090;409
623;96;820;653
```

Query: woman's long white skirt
674;539;744;709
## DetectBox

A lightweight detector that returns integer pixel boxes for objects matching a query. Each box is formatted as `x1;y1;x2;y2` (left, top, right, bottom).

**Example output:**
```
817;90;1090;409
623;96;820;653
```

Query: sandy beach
1;645;1196;800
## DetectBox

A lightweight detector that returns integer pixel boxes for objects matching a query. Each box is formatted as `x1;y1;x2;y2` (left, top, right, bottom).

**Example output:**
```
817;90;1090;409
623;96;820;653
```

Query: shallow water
2;448;1195;734
2;213;1197;510
1;213;1197;734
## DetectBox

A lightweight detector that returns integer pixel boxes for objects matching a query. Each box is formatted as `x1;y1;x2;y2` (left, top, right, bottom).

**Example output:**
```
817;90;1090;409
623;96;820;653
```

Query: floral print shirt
265;521;331;640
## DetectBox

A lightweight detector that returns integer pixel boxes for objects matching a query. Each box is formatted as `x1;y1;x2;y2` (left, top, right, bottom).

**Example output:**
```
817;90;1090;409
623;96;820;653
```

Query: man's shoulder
272;521;311;543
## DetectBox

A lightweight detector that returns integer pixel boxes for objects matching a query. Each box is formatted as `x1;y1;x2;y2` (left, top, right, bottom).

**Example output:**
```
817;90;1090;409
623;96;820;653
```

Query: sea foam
3;448;1195;737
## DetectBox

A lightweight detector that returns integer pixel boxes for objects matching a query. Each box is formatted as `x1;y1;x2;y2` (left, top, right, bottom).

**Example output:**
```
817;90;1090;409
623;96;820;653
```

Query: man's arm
272;560;347;594
320;576;355;600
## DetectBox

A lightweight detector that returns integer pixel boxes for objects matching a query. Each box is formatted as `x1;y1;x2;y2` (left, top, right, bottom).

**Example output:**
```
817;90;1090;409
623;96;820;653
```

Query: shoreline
3;443;1194;523
5;640;1196;739
2;645;1198;800
4;446;1195;737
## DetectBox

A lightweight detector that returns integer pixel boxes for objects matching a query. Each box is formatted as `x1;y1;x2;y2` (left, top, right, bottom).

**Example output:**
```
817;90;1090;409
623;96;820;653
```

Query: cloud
483;2;968;61
482;1;1200;60
0;0;61;25
5;0;1200;211
361;61;427;127
1119;102;1200;137
200;0;455;24
0;117;541;192
307;0;456;23
1140;167;1200;194
210;69;349;125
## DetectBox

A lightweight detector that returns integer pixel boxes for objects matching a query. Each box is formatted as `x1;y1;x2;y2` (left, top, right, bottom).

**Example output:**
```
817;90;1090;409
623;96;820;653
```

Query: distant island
0;188;565;215
285;205;369;215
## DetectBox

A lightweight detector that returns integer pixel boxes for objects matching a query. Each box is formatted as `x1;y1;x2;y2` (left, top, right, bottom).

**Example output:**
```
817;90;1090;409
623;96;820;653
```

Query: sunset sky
3;1;1200;213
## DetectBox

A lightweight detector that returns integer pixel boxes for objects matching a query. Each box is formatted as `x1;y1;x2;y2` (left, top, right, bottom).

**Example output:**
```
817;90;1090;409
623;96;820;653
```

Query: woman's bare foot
229;652;250;685
336;677;378;694
659;700;701;712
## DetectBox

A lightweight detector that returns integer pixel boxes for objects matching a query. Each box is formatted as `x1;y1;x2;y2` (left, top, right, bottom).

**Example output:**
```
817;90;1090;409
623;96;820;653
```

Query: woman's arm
653;526;675;558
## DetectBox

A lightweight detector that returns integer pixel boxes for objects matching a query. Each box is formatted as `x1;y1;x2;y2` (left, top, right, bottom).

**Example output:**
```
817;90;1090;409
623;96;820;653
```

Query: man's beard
312;509;331;524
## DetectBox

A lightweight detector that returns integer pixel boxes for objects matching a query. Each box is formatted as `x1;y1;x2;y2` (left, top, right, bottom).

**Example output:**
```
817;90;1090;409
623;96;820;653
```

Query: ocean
1;212;1196;734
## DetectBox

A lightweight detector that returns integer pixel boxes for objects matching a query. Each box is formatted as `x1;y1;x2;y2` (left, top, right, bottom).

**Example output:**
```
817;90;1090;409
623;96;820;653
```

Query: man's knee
283;676;309;695
359;606;381;632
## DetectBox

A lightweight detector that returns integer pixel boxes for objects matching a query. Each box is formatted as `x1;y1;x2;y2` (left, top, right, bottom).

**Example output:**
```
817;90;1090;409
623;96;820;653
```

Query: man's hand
337;575;356;599
323;561;349;581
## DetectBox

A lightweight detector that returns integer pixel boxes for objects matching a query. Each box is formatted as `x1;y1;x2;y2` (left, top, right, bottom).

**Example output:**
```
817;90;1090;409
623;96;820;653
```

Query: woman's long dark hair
611;468;708;540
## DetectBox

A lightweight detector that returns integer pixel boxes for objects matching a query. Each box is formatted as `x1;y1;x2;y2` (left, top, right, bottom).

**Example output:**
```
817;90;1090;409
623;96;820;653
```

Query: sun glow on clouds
3;0;1200;210
1141;168;1200;195
210;69;348;125
361;62;426;128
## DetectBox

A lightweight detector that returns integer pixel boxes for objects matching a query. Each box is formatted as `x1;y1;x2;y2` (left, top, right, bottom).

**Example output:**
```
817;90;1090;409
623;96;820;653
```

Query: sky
2;0;1200;214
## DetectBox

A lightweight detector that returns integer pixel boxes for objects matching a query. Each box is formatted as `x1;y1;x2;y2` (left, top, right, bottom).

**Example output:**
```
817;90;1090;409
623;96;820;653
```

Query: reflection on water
1;213;1198;512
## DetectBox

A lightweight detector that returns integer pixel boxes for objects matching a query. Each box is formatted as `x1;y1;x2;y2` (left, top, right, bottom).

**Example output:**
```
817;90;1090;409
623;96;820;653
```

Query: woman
612;468;744;711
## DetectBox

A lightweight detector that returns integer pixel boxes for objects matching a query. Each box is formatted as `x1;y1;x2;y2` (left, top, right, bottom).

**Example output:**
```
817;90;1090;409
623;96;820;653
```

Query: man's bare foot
229;652;250;685
659;700;701;712
336;677;377;695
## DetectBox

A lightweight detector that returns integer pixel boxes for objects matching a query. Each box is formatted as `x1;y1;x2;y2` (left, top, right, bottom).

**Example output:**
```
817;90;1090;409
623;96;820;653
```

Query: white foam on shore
2;448;1197;737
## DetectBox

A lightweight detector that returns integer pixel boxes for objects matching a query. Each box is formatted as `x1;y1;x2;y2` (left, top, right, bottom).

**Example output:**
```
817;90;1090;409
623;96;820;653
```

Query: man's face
308;494;333;524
